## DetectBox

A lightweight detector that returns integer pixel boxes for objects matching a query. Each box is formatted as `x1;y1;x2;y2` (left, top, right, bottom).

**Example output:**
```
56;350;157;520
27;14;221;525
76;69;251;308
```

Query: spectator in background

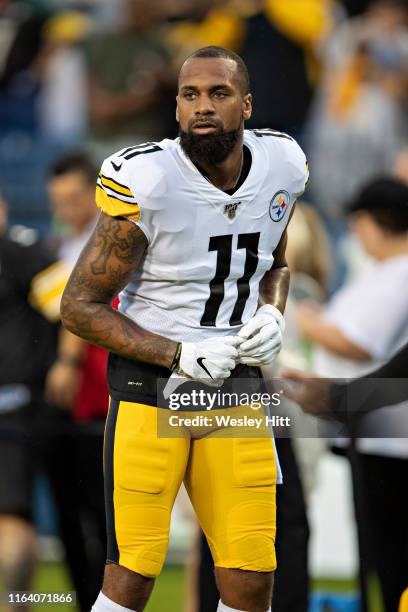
268;203;331;612
308;0;408;224
44;151;108;608
46;151;108;431
340;0;387;16
0;4;90;144
36;10;91;144
1;150;108;611
166;0;247;70
281;204;331;347
0;195;66;610
270;202;331;491
296;177;408;611
167;0;332;139
297;178;408;378
0;6;49;136
48;151;98;266
85;0;171;157
241;0;333;137
0;168;101;610
84;0;127;29
394;146;408;184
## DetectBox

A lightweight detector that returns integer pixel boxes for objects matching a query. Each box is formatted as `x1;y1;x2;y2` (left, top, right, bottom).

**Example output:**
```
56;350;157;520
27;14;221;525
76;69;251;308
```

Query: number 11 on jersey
200;232;260;327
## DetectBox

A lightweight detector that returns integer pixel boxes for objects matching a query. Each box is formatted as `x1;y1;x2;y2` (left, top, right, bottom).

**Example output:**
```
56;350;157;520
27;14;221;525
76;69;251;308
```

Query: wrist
259;304;285;332
169;342;182;372
176;342;196;378
178;342;192;373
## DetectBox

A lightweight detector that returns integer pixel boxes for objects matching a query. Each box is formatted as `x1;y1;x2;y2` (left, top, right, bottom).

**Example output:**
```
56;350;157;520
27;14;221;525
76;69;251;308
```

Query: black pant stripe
104;399;120;564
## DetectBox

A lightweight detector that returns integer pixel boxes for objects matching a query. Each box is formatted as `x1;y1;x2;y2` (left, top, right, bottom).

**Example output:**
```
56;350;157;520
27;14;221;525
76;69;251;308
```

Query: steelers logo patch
269;190;290;222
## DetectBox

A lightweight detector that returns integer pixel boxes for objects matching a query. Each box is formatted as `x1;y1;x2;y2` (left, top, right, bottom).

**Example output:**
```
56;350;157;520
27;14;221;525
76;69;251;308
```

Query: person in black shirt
282;345;408;611
0;197;66;604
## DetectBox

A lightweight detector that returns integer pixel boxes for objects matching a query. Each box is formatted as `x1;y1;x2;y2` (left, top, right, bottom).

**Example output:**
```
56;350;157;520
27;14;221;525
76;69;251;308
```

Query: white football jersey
96;129;308;343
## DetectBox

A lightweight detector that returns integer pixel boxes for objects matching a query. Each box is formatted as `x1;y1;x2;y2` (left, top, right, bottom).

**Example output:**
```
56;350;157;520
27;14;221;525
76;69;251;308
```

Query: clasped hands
177;304;285;387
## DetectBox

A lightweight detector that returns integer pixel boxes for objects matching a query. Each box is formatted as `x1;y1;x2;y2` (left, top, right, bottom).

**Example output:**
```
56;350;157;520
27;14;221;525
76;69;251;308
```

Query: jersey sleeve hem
123;217;152;244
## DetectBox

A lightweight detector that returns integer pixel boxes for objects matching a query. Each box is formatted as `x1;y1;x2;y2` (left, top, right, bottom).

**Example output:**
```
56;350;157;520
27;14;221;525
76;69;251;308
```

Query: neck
375;237;408;261
197;135;244;192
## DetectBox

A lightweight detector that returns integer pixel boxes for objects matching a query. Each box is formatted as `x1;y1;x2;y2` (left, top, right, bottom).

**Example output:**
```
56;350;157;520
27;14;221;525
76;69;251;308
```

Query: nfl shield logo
224;200;242;220
269;190;290;222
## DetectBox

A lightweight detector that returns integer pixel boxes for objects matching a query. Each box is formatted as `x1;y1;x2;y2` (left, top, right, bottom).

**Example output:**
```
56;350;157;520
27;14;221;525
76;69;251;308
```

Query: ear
243;93;252;121
176;96;180;123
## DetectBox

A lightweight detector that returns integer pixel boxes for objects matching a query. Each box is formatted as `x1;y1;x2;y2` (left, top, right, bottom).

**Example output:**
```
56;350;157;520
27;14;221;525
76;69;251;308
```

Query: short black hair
180;45;250;94
49;151;97;185
347;177;408;235
370;0;408;10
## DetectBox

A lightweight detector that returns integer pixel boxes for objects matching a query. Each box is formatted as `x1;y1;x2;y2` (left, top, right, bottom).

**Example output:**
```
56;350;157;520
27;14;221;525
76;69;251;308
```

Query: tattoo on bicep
90;216;146;276
63;215;147;307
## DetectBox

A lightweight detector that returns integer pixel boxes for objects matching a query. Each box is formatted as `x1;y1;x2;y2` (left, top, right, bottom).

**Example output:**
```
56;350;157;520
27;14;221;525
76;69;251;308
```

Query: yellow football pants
104;400;277;578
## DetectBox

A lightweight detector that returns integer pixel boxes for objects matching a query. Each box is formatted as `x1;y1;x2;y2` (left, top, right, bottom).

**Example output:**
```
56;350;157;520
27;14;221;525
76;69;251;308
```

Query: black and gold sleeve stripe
96;172;140;221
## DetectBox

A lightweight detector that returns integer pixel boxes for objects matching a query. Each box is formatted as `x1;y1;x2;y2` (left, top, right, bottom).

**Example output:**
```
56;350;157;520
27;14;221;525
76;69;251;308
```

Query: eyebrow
180;84;233;92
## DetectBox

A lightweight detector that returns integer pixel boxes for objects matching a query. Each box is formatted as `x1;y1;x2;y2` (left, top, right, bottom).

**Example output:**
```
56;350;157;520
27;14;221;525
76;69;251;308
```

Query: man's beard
179;127;241;166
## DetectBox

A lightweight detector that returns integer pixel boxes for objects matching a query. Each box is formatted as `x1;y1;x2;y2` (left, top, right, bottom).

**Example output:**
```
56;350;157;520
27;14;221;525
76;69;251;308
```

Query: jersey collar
174;131;267;222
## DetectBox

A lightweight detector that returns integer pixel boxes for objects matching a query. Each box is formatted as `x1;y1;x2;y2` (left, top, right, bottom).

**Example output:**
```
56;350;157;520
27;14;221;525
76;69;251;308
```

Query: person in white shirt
296;177;408;612
46;153;100;408
44;153;108;609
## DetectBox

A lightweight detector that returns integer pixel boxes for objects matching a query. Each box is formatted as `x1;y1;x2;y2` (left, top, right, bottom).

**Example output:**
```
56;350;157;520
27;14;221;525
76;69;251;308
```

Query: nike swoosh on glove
238;304;285;366
177;335;242;387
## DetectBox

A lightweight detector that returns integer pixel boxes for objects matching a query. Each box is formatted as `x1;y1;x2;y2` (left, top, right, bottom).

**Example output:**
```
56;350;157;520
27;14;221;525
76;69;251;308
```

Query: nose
194;93;215;116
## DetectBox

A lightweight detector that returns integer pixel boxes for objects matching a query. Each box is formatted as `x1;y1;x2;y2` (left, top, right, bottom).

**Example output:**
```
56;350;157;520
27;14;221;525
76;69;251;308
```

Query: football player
61;46;308;612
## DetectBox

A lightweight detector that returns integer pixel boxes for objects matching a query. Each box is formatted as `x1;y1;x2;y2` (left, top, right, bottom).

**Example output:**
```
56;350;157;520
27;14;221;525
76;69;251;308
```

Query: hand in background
280;368;332;417
295;301;324;336
45;359;81;410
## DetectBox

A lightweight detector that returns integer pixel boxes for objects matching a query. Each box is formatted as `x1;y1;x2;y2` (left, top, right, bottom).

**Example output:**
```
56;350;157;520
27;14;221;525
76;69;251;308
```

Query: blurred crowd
0;0;407;611
0;0;407;234
1;0;408;232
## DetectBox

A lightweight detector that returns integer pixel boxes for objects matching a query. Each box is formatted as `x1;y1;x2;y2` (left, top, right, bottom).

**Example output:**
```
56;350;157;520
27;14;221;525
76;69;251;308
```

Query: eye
183;91;196;100
213;91;227;99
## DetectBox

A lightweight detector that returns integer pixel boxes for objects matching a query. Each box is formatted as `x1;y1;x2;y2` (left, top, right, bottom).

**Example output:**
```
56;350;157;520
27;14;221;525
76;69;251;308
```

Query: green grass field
30;562;383;612
33;562;185;612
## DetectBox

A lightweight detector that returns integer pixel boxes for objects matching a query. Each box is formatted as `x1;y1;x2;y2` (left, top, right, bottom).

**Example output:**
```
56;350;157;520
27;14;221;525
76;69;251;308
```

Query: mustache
188;117;222;130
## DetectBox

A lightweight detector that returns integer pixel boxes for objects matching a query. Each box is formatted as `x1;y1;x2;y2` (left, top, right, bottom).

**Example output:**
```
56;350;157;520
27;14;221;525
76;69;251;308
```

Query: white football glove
238;304;285;366
177;336;242;387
